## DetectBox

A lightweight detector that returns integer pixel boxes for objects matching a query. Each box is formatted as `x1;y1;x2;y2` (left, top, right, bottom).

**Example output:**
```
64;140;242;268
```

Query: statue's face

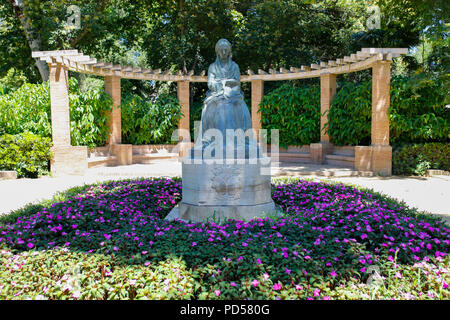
217;44;231;62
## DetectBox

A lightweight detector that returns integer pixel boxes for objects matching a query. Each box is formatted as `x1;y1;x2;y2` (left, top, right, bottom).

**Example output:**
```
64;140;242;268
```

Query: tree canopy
1;0;447;89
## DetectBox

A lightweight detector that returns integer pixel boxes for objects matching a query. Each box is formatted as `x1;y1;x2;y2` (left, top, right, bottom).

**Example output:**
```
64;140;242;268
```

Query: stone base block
372;145;392;176
176;156;276;221
177;142;193;159
166;201;279;223
51;146;88;176
310;142;333;164
111;144;132;165
0;170;17;180
355;146;373;171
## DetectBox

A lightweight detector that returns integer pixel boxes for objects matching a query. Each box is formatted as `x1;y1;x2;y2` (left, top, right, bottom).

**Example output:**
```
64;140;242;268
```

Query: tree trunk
10;0;49;82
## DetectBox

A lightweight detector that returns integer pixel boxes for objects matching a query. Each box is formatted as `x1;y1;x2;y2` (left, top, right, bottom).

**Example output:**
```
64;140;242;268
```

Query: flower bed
0;178;448;300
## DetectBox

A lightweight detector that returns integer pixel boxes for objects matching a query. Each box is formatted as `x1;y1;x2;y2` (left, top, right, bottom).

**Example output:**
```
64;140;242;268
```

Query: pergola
32;47;407;176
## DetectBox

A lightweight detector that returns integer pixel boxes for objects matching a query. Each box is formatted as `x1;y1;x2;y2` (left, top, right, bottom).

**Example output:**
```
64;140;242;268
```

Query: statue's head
215;39;232;62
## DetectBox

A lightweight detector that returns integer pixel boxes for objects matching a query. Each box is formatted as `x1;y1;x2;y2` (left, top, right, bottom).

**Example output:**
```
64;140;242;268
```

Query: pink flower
242;242;248;247
361;234;367;240
192;242;197;246
273;283;281;291
313;288;320;297
285;268;291;275
330;270;337;277
214;290;221;297
230;282;237;287
323;296;331;300
263;273;270;281
256;258;262;264
304;256;311;260
251;279;259;287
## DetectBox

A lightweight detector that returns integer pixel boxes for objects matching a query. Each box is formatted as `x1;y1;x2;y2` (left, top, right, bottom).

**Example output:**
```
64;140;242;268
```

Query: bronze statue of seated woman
192;39;258;159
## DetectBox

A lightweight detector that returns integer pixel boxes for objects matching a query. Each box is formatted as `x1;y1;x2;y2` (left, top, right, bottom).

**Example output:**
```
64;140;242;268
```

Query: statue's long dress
193;57;254;158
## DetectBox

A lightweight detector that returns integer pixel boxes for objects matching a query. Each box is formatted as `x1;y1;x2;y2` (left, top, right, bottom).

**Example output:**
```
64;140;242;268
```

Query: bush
393;142;450;175
327;81;372;145
260;83;320;147
121;93;182;145
328;74;449;146
0;132;52;178
260;74;449;147
0;78;113;148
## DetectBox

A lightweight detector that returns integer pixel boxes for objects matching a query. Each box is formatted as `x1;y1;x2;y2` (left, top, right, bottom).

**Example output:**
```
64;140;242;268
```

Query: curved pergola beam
32;48;407;82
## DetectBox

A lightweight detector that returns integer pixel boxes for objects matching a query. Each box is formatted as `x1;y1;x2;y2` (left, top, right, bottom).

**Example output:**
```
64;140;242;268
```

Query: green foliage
0;132;52;178
392;143;449;176
0;68;28;94
328;74;449;146
121;93;182;145
0;79;113;148
0;81;51;137
389;75;449;144
260;83;320;147
327;81;372;146
68;78;113;148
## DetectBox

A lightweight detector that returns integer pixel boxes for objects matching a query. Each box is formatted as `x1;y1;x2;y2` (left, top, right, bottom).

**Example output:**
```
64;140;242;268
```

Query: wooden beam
32;50;79;58
301;65;311;72
362;48;408;55
327;60;337;67
311;64;321;70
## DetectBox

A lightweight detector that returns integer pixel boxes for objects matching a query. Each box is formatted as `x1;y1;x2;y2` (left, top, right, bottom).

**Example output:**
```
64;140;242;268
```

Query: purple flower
251;279;259;287
273;283;281;291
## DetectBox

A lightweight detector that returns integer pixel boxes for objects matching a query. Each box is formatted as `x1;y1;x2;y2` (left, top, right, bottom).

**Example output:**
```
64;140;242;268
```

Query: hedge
392;142;449;176
0;132;52;178
259;74;449;147
259;83;320;147
121;93;182;145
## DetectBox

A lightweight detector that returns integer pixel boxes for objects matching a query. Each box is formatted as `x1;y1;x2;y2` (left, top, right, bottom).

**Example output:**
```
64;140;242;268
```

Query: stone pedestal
310;142;333;164
167;157;277;222
50;146;88;176
110;143;132;165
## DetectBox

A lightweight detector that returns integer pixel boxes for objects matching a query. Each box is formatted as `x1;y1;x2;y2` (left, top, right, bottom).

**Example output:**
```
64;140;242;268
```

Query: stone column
371;61;392;175
104;76;122;145
104;76;133;165
49;63;71;146
177;81;191;158
48;63;87;175
311;73;336;163
251;80;264;138
320;73;336;143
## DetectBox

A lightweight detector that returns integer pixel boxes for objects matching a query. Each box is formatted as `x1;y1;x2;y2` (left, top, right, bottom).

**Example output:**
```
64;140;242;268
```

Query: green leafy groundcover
0;178;448;300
